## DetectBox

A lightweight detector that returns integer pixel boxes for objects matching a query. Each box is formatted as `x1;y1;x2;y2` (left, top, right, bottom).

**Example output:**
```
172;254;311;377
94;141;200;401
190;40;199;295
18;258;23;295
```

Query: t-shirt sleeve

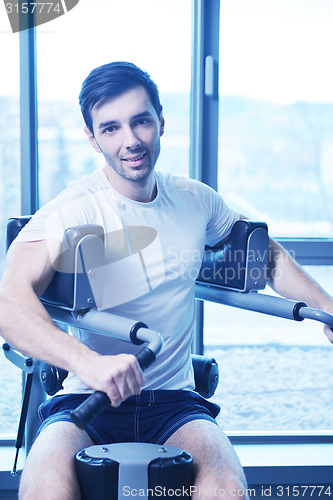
202;184;240;247
13;190;90;244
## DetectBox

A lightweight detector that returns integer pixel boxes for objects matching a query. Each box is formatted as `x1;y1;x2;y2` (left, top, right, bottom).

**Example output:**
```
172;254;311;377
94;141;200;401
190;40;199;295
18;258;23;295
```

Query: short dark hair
79;61;163;133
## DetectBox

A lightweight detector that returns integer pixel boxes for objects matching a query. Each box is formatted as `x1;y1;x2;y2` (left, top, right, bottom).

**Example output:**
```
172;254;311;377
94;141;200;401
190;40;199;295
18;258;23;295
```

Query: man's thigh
19;421;95;500
163;419;248;499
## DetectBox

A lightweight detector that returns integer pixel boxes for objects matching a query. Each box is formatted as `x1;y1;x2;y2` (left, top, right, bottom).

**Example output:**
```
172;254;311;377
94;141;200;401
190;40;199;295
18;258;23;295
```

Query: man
0;62;332;500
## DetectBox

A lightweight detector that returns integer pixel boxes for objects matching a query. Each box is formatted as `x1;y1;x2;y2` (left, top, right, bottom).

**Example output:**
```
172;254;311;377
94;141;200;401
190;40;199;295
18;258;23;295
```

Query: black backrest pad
7;217;268;308
6;217;104;310
197;220;268;291
6;217;32;251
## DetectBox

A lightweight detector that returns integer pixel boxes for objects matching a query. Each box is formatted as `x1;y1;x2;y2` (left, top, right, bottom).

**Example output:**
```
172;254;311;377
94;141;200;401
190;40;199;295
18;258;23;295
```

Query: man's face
86;86;164;184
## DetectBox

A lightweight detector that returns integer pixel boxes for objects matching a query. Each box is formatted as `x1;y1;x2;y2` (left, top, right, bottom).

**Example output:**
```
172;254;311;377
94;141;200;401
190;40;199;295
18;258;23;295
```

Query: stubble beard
104;142;161;184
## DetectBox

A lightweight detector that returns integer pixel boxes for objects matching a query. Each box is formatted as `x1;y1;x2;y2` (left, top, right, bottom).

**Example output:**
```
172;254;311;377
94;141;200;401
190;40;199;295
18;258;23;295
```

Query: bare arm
267;237;333;343
228;215;333;342
0;240;144;406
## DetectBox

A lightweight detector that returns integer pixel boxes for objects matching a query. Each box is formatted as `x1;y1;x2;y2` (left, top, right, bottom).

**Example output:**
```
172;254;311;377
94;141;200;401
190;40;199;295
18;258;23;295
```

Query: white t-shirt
15;169;239;393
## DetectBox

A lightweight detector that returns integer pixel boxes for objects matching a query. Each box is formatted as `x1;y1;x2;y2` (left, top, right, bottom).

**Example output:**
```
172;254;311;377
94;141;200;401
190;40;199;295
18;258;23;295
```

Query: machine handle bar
298;307;333;329
195;284;333;327
43;306;164;429
70;345;158;430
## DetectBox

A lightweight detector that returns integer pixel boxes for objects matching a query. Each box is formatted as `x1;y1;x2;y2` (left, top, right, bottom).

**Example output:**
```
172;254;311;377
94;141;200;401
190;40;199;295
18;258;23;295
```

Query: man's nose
124;126;140;150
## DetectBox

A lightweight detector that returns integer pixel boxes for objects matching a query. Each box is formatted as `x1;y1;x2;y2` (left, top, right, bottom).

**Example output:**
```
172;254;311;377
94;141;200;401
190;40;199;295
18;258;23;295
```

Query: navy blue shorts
38;390;220;445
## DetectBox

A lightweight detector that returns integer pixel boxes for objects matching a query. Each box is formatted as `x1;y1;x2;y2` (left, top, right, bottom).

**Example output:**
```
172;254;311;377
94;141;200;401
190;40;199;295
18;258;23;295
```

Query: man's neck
103;166;157;203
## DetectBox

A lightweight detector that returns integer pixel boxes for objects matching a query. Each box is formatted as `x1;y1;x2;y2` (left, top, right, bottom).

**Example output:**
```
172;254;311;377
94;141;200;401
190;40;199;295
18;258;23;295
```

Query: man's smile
122;151;147;166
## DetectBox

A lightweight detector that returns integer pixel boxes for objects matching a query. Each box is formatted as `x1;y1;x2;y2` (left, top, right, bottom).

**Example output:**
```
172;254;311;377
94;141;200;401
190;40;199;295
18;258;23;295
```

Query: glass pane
218;0;333;238
205;266;333;431
36;0;191;206
207;0;333;434
0;15;22;435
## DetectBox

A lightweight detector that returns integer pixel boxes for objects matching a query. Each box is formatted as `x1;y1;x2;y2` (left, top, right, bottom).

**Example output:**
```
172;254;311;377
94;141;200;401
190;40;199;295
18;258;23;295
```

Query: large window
218;0;333;238
0;15;22;436
205;0;333;432
206;267;333;432
36;0;191;206
2;0;333;443
0;0;191;439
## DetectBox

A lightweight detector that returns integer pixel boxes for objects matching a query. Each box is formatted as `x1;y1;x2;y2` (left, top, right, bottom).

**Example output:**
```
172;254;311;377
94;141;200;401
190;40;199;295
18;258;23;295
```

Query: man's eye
137;119;149;126
103;125;119;134
105;126;115;133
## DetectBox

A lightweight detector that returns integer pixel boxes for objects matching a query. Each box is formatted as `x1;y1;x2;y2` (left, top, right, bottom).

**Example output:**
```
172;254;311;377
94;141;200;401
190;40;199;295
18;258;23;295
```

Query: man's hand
307;298;333;345
0;239;145;407
323;324;333;344
76;352;145;407
266;237;333;345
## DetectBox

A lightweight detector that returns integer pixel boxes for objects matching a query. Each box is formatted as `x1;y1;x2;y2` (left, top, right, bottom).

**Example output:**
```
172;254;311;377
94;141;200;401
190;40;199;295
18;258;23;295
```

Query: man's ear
160;110;165;138
84;126;102;153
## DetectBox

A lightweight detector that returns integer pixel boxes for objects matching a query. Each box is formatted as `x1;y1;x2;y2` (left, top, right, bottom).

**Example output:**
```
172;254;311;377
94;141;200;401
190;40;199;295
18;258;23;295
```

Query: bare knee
165;420;249;500
193;467;248;500
18;421;94;500
192;476;248;499
19;456;81;500
218;470;249;499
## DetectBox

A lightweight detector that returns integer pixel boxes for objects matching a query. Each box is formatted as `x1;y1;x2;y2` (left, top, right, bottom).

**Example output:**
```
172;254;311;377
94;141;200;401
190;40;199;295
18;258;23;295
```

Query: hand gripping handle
70;346;157;430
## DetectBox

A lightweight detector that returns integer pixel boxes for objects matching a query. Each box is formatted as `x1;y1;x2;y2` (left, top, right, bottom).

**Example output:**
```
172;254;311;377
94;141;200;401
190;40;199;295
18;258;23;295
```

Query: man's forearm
267;237;333;311
0;285;94;376
0;286;145;404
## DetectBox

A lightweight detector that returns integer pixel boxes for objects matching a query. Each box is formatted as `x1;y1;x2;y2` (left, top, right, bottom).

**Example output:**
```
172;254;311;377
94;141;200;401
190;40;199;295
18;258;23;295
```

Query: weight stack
76;442;194;500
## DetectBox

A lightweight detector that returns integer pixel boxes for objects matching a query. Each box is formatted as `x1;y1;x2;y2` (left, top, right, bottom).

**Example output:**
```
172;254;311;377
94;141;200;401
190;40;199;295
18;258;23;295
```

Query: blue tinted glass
37;0;191;206
0;17;21;437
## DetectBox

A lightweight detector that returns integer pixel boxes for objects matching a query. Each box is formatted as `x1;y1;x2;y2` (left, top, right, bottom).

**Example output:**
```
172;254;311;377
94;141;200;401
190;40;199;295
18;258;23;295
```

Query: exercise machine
3;217;333;499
